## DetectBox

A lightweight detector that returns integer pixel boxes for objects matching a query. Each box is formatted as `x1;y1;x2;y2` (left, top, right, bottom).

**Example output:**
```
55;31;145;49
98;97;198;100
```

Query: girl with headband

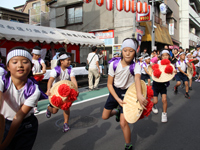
0;47;41;149
46;52;78;133
102;38;147;150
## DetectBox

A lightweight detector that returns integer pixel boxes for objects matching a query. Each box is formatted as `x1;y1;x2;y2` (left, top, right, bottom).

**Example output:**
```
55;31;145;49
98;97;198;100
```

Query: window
67;6;83;25
32;2;40;9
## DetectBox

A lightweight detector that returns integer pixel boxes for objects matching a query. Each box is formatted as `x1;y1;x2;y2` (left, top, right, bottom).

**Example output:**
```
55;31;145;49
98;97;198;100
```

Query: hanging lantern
143;2;148;13
116;0;123;11
106;0;113;11
84;0;92;3
136;1;142;13
96;0;104;6
131;0;136;13
124;0;130;12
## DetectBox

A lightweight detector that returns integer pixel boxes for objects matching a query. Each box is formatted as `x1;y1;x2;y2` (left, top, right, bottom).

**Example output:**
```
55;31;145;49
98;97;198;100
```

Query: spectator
87;46;100;91
45;42;56;67
98;49;106;77
53;47;66;60
192;45;200;81
113;52;120;57
141;48;148;58
179;47;184;53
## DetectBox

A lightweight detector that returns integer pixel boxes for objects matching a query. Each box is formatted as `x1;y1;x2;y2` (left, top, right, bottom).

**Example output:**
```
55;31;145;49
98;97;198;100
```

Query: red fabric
51;95;63;107
152;64;159;70
60;102;72;110
161;59;170;65
153;68;162;78
164;65;173;74
140;85;154;119
34;75;44;81
67;89;78;102
58;84;71;97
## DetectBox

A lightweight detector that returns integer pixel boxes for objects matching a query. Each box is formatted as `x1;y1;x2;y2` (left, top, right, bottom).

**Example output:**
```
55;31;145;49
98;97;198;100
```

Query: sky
0;0;26;10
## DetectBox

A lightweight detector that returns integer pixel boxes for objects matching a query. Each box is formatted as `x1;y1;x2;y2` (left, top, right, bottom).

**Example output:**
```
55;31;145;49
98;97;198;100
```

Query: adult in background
192;45;200;82
45;43;56;67
179;47;184;53
141;48;149;58
98;49;106;77
87;46;100;91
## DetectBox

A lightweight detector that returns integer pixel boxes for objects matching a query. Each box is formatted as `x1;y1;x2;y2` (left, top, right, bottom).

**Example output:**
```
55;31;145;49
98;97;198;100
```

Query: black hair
121;38;138;62
33;46;41;50
57;52;71;66
92;46;97;52
58;47;66;53
6;46;33;78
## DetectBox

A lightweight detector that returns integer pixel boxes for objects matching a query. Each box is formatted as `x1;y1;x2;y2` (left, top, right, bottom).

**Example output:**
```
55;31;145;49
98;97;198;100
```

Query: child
137;54;143;67
32;46;46;114
141;55;151;86
151;50;171;122
174;52;191;98
102;38;147;150
186;53;194;90
46;52;78;133
0;47;40;149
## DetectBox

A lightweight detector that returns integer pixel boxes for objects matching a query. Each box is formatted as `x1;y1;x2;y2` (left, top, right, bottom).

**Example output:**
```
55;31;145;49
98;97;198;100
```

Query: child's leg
102;108;118;120
161;94;167;113
175;81;181;88
152;96;158;104
185;81;189;93
120;113;131;144
48;106;59;114
189;79;192;87
63;109;70;124
148;79;151;86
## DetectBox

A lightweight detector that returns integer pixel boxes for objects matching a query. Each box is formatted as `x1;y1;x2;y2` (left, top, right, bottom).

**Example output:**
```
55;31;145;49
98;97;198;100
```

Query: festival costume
141;62;150;81
175;59;189;82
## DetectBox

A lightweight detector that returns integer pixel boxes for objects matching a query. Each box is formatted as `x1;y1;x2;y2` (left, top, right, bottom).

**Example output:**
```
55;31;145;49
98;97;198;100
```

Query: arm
135;74;148;109
46;77;55;96
144;67;151;76
0;104;32;149
187;62;193;68
107;75;126;107
177;67;188;76
41;63;46;74
70;76;78;92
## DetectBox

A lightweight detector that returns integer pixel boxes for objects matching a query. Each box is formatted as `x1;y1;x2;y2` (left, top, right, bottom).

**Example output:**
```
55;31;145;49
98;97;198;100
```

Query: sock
125;143;132;147
114;108;119;115
186;92;188;94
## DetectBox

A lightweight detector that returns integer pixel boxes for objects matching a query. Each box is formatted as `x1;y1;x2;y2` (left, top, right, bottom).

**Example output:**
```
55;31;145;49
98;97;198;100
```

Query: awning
0;20;104;46
140;22;173;45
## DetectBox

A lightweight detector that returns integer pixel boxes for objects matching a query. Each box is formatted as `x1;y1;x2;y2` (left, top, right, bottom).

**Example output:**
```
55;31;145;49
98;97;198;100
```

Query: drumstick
0;114;5;143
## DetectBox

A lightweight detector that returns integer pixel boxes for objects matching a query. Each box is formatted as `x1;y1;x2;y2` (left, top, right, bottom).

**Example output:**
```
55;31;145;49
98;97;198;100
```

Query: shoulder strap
88;54;96;65
54;66;61;78
129;61;135;76
38;58;41;65
113;58;121;72
2;75;10;93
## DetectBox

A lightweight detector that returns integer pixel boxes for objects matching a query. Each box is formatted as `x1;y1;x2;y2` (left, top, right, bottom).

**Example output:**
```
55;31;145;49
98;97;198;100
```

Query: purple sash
54;66;71;78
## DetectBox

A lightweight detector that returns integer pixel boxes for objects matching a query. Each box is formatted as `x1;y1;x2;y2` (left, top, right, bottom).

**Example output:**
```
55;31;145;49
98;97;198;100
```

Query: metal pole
151;0;155;51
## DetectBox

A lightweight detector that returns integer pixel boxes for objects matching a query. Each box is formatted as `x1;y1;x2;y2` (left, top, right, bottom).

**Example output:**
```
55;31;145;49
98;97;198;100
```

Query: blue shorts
175;72;188;82
141;73;150;81
152;81;168;97
104;86;127;113
3;114;38;150
100;64;104;69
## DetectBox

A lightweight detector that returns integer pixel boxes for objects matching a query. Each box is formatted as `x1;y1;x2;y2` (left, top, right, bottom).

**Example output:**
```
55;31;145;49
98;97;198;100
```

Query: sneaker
94;87;100;90
195;79;199;82
152;104;158;114
125;144;133;150
189;87;192;90
115;108;120;122
88;88;93;91
185;93;190;99
34;107;39;114
174;86;178;94
63;123;70;132
161;112;167;123
46;108;51;118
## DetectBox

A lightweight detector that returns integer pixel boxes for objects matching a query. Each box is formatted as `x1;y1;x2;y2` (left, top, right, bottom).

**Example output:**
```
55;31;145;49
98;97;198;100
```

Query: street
33;80;200;150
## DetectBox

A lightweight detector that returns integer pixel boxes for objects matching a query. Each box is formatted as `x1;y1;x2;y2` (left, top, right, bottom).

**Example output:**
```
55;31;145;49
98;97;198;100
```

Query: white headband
6;49;32;64
58;54;70;60
186;53;191;57
32;49;41;55
179;52;185;56
161;50;169;55
121;39;137;51
144;56;150;60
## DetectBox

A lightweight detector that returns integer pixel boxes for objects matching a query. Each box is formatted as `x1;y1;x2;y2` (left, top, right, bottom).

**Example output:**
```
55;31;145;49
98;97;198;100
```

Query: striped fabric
124;0;130;12
116;0;123;11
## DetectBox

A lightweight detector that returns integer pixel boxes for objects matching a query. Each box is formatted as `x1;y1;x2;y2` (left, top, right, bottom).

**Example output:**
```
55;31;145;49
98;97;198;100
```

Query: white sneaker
195;79;199;82
34;107;39;114
152;104;158;114
161;112;167;122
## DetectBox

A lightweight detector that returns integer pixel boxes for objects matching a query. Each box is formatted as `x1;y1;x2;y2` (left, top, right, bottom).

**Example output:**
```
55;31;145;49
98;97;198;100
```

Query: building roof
0;20;104;46
0;7;29;16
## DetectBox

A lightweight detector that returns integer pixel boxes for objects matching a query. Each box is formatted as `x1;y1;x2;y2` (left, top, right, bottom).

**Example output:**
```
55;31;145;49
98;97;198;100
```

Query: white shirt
0;67;5;76
192;50;200;67
50;67;75;85
32;59;45;74
176;60;188;72
87;53;99;69
98;54;104;65
141;62;150;74
108;61;141;89
0;77;40;120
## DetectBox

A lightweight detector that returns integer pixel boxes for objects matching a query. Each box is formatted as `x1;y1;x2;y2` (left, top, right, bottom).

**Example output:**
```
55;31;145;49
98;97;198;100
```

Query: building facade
178;0;200;49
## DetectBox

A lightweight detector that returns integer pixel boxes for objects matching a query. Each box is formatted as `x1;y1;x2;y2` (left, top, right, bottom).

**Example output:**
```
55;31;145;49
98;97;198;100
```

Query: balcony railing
189;32;200;43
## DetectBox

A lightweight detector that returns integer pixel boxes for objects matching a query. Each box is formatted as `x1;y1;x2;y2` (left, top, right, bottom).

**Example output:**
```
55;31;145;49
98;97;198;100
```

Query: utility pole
151;0;155;51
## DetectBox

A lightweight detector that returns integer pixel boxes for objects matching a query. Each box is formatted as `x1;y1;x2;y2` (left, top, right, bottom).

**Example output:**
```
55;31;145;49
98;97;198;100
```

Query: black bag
85;54;96;70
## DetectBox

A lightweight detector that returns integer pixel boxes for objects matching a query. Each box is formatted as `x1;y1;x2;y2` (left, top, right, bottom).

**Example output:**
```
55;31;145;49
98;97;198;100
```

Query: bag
85;54;96;71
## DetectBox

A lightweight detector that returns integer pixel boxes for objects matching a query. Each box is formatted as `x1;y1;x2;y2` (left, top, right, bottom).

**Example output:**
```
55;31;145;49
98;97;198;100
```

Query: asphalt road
33;80;200;150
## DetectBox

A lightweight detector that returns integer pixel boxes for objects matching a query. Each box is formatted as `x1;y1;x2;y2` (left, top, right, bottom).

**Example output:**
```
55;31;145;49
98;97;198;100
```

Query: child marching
46;51;78;133
0;47;41;149
102;38;147;150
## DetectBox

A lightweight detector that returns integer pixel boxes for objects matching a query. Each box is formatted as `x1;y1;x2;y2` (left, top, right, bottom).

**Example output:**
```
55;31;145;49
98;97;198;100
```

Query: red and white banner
106;0;113;11
124;0;130;12
136;1;142;13
116;0;123;11
96;0;104;6
131;0;136;13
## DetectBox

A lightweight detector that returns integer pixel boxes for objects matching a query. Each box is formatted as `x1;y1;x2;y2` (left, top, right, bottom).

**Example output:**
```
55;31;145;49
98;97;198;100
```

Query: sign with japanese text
136;5;151;22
